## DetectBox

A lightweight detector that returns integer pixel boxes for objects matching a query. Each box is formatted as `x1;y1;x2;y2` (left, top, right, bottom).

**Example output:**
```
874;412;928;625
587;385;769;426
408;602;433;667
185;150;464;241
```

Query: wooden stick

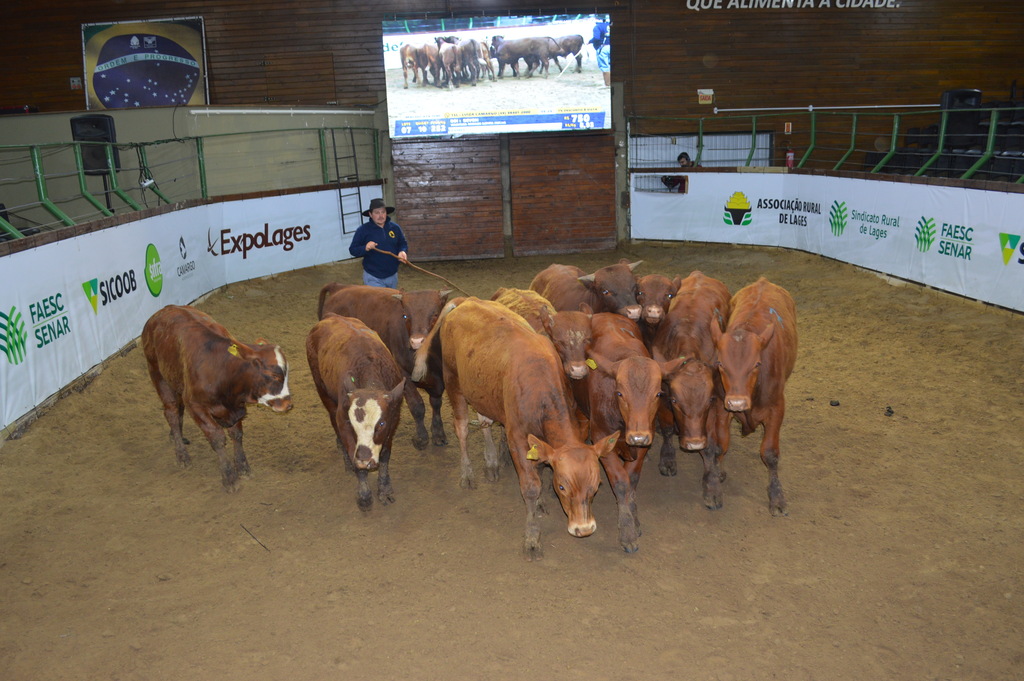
373;249;473;296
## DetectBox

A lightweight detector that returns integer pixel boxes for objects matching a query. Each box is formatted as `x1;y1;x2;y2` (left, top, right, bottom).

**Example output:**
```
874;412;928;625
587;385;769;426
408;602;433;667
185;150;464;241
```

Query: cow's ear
391;293;404;302
595;430;621;459
710;319;724;345
578;302;593;316
339;373;357;403
539;306;554;335
659;356;689;378
388;378;406;404
526;434;554;463
758;322;776;346
586;349;619;377
672;275;683;291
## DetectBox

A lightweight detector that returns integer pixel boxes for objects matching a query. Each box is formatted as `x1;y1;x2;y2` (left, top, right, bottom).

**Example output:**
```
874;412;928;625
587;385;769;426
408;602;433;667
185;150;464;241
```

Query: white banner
0;188;375;433
631;173;1024;312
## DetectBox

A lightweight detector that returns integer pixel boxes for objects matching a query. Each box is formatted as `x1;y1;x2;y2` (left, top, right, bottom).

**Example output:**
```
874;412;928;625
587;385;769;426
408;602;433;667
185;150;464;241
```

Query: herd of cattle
400;34;587;89
140;260;798;560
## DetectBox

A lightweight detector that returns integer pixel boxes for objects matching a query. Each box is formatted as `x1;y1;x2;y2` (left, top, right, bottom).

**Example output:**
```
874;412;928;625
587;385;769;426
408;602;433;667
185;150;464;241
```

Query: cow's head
239;340;292;413
393;289;452;351
540;304;593;380
636;274;682;327
526;431;618;538
588;351;669;455
578;259;643;320
661;356;715;451
338;378;406;470
712;324;775;412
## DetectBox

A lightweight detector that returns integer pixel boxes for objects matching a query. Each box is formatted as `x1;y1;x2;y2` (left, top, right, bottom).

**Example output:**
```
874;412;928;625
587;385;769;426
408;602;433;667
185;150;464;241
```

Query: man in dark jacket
348;197;409;288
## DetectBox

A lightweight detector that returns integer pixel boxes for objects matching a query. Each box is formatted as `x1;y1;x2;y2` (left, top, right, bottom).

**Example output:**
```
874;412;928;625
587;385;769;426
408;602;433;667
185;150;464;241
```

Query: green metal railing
629;105;1024;184
0;125;382;240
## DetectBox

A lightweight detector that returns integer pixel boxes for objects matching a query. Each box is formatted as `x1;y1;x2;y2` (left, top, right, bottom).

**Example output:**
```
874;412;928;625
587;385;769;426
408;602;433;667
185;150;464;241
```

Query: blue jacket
349;218;408;278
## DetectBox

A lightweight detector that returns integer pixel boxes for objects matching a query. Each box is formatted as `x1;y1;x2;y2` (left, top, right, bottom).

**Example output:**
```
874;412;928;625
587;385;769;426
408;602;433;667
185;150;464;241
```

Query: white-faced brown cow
414;297;618;561
711;277;798;516
317;283;450;451
530;259;643;321
141;305;292;492
306;314;406;511
651;271;731;508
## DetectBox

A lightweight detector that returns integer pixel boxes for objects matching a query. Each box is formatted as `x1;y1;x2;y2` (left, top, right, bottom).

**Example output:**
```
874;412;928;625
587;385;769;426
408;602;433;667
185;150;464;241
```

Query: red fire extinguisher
785;147;795;169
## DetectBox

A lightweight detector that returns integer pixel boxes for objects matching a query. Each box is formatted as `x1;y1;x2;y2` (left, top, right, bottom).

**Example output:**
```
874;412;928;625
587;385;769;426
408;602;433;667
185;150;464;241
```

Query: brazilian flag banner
82;17;208;110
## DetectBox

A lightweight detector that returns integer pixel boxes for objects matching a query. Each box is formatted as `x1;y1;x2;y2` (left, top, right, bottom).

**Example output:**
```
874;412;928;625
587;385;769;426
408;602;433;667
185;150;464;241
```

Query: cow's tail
411;297;464;382
316;283;343;320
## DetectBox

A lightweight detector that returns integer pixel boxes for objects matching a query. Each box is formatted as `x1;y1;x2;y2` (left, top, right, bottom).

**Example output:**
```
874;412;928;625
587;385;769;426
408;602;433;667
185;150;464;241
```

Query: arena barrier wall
631;172;1024;313
0;186;378;435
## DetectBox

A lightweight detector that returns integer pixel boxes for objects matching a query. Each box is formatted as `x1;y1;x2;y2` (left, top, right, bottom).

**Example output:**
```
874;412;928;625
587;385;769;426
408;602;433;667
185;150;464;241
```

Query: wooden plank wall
4;1;1019;117
2;0;1021;258
509;134;617;256
392;137;505;261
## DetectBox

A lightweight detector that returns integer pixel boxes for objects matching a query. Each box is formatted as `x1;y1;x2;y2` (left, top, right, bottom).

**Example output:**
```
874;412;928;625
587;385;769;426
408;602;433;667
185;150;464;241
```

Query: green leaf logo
0;305;28;365
915;217;937;252
82;279;99;313
999;233;1021;265
829;200;848;237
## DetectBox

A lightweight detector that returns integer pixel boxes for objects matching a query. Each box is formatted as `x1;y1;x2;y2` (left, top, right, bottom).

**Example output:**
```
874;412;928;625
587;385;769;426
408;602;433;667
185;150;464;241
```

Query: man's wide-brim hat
362;197;395;217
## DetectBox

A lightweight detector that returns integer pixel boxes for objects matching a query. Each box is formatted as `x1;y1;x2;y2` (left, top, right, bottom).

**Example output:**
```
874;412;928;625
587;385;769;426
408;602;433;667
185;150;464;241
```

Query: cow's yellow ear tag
586;358;597;370
526;444;539;460
228;344;240;357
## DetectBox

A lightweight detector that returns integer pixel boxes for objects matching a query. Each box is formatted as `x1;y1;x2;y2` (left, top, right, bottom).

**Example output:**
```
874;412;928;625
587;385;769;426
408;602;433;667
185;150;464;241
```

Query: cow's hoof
377;490;395;506
484;466;500;483
703;494;723;510
459;476;475;490
222;480;241;494
412;434;429;450
357;495;373;512
658;459;677;476
237;463;252;478
432;431;448;447
523;541;544;562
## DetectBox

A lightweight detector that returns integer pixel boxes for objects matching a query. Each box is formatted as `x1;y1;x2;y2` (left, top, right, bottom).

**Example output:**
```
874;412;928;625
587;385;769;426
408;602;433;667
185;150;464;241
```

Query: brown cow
490;287;594;380
435;39;461;89
306;314;406;510
578;313;686;552
400;44;419;89
141;305;292;492
477;39;496;82
711;277;798;516
490;286;556;333
317;284;450;450
490;35;559;78
417;297;619;560
530;259;643;321
651;271;731;508
551;34;585;73
636;273;682;348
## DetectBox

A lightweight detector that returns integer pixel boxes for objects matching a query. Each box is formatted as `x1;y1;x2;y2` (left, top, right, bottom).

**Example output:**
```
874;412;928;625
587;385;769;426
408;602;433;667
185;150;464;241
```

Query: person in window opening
677;151;694;168
349;197;408;288
590;20;611;87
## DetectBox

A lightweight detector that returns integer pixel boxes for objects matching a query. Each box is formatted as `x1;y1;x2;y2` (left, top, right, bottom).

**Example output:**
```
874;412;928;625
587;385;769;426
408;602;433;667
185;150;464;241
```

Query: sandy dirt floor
1;242;1022;681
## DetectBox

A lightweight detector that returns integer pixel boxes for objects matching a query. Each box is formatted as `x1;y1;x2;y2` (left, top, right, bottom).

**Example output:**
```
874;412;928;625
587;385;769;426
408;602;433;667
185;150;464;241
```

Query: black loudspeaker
70;114;120;175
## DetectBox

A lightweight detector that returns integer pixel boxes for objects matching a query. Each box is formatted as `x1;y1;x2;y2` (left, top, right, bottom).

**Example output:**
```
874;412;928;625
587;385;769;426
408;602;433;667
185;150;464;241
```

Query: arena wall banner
631;173;1024;313
0;188;362;435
